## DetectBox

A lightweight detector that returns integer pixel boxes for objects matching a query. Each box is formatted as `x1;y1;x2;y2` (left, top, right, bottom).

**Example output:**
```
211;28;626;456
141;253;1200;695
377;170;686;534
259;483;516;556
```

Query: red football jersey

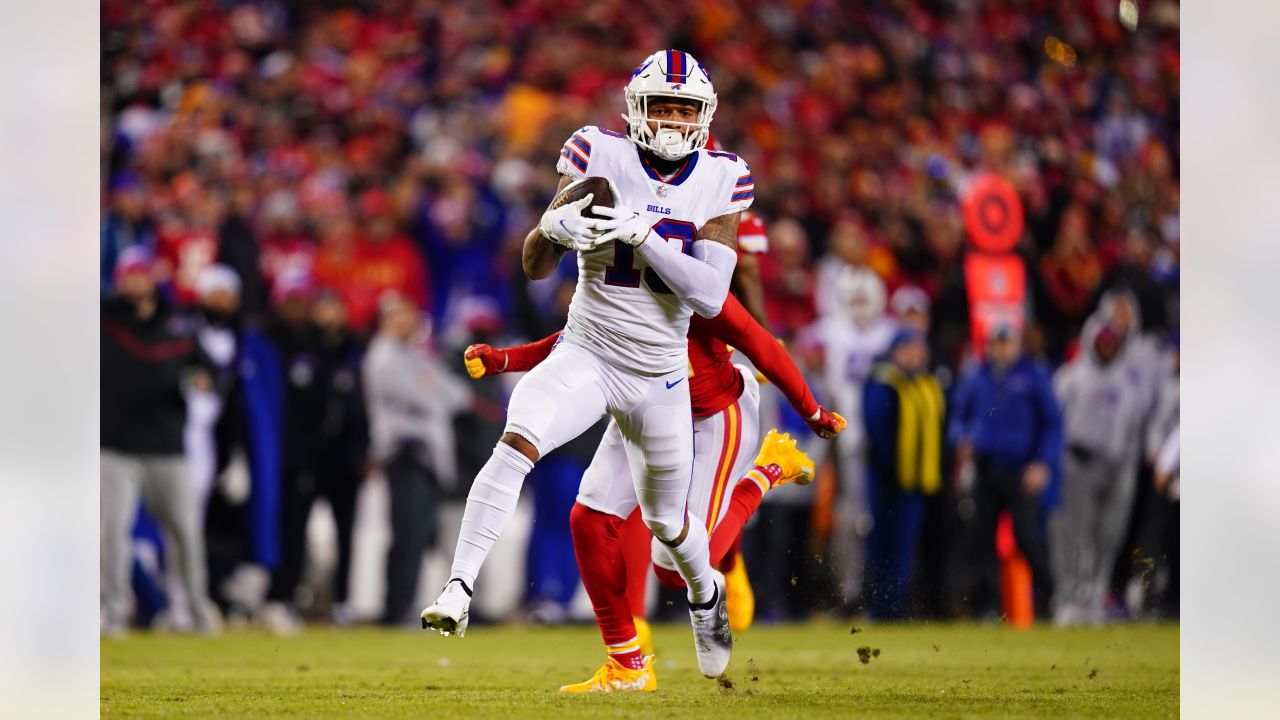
687;294;816;419
687;314;743;418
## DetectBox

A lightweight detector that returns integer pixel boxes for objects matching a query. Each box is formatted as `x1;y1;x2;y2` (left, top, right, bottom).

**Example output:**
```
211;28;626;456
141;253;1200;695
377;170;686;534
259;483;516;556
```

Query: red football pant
569;502;646;667
620;509;650;619
575;474;765;652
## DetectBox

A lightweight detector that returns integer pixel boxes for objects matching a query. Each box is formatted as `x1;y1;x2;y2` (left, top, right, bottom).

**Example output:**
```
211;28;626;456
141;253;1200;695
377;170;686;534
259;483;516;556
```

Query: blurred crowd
100;0;1179;633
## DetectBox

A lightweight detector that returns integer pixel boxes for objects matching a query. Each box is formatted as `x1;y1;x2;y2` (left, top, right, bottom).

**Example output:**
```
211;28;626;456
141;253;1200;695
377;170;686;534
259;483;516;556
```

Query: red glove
463;344;509;378
804;406;847;439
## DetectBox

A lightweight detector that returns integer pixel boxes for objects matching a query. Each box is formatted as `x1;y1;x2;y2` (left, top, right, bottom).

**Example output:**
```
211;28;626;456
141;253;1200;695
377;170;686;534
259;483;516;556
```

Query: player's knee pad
639;405;691;478
641;511;686;545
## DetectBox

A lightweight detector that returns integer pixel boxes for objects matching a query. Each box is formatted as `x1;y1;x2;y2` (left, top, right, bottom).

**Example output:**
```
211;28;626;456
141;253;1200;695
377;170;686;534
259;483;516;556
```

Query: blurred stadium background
99;0;1179;700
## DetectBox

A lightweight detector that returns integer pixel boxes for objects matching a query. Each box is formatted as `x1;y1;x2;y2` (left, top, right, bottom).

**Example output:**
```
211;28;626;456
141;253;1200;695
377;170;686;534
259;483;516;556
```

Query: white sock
663;514;715;606
448;442;534;588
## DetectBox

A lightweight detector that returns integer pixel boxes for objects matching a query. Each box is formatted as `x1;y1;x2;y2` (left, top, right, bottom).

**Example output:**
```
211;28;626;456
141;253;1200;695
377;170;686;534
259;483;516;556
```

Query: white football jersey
556;125;754;376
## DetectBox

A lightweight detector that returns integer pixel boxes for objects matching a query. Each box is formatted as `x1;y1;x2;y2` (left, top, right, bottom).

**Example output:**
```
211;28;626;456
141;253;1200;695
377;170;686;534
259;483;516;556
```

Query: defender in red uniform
464;292;845;691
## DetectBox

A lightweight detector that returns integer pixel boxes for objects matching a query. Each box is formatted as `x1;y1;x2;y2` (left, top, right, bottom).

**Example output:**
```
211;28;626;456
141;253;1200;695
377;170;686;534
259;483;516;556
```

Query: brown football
549;176;614;219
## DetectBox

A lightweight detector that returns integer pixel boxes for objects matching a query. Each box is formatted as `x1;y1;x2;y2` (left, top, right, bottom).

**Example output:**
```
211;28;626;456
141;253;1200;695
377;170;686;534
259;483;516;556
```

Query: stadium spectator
801;266;894;610
216;186;269;319
186;265;243;512
885;284;954;617
363;292;471;625
1098;229;1172;336
259;271;324;634
101;171;155;296
197;275;288;625
1141;337;1180;618
301;289;370;625
418;176;510;326
101;247;219;635
861;328;945;620
439;297;510;499
950;324;1062;619
758;218;816;340
1092;288;1168;610
1037;204;1103;355
1051;307;1155;626
155;179;224;307
258;191;316;295
347;187;430;332
814;215;894;318
889;285;931;334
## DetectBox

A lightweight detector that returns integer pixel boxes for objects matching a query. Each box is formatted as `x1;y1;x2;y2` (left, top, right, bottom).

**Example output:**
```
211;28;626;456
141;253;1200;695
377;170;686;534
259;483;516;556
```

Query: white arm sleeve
635;236;737;318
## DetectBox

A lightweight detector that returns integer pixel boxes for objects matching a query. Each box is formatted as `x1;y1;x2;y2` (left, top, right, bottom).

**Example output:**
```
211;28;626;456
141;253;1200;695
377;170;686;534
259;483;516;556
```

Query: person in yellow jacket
860;328;945;620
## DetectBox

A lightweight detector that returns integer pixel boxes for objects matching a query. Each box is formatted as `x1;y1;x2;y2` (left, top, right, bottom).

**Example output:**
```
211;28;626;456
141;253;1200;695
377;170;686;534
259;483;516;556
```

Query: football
549;176;614;219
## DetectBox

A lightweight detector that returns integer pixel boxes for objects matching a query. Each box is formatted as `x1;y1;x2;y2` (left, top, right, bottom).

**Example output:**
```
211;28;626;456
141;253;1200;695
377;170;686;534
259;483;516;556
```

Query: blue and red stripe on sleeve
731;170;754;202
560;132;591;173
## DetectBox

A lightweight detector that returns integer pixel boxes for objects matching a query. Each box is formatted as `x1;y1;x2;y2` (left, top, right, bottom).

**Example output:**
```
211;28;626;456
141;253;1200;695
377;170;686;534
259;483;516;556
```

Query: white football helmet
835;266;887;328
622;49;717;161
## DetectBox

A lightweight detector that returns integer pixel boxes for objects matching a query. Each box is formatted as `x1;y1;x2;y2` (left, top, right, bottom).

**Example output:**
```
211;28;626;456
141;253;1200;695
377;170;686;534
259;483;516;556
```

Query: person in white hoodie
1050;302;1157;625
799;266;895;609
363;291;471;625
1142;336;1179;616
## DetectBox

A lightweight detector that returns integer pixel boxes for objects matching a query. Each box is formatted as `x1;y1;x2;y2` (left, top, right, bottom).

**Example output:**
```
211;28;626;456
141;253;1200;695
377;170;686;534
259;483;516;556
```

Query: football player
422;49;751;679
463;289;845;691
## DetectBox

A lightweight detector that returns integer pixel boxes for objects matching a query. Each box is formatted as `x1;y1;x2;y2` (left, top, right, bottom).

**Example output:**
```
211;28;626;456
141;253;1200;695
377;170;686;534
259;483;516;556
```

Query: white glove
538;192;596;250
587;204;653;247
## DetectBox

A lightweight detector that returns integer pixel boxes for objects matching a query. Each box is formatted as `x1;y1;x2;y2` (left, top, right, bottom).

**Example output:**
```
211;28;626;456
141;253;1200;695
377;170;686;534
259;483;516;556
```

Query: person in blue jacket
949;323;1062;618
862;328;946;620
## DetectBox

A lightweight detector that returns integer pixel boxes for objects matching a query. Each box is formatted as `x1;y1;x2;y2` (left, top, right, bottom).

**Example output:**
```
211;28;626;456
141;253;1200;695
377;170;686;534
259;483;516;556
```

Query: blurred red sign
962;173;1024;254
964;252;1026;352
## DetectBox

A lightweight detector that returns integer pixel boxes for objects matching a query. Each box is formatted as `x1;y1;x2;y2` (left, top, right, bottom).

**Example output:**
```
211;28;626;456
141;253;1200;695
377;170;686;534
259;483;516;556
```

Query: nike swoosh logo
666;378;684;389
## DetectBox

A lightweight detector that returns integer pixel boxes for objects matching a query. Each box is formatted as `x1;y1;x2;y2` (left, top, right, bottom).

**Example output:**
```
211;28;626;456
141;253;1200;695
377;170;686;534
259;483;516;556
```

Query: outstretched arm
707;294;815;416
706;294;846;438
464;331;563;378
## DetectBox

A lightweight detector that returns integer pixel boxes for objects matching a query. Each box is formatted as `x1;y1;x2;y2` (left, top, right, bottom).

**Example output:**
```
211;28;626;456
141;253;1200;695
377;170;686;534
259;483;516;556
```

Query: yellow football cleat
558;655;657;693
633;616;655;656
753;429;816;486
723;551;755;634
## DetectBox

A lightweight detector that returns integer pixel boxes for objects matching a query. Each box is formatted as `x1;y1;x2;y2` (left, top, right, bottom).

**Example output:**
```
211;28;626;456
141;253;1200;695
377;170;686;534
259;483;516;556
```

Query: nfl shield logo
655;185;670;198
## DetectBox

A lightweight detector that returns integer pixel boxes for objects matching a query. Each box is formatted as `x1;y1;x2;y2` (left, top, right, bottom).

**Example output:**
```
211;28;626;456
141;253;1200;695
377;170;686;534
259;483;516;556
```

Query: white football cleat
421;580;471;637
689;571;732;678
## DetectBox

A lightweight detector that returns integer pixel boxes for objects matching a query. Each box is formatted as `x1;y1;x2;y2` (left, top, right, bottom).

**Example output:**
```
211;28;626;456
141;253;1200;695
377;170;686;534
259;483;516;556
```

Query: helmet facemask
624;92;715;161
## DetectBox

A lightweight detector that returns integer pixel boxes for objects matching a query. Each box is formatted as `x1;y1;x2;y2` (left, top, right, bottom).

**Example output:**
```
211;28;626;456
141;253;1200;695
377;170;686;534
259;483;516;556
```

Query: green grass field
101;621;1178;718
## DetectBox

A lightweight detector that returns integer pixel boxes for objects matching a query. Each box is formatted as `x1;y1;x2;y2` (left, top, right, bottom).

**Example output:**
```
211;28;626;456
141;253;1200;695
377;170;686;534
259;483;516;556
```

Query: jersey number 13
603;219;697;294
